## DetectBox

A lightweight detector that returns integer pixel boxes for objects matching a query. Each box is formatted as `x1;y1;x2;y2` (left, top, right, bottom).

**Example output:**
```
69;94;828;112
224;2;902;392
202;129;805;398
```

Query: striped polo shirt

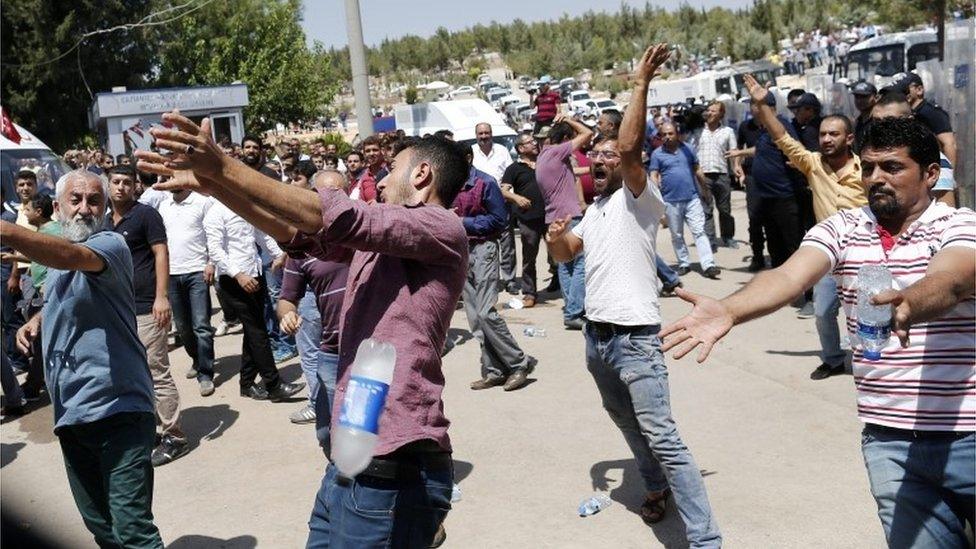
801;201;976;432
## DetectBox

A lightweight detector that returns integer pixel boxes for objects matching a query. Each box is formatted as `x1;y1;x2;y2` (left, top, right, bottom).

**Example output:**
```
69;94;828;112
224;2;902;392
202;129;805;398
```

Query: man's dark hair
787;88;806;102
241;134;264;148
107;165;136;179
874;90;909;108
29;194;53;218
115;153;128;164
323;153;339;165
16;170;37;183
433;129;454;140
548;121;576;145
861;117;940;168
362;134;383;148
821;114;852;134
599;110;623;137
292;160;317;180
395;137;469;206
346;150;364;162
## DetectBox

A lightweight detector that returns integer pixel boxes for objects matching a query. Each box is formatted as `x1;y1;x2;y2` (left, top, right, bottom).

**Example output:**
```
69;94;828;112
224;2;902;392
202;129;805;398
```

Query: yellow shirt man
772;133;866;221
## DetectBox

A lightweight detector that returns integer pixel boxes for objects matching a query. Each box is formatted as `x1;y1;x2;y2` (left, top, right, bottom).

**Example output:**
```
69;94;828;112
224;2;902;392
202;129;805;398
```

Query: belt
587;321;659;337
865;423;973;440
340;443;453;484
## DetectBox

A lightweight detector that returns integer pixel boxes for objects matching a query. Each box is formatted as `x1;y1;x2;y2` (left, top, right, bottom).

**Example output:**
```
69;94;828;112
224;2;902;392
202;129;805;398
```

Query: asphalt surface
1;191;885;548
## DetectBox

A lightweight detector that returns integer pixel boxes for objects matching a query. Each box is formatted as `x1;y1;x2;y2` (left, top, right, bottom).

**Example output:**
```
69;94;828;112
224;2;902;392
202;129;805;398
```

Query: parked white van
395;99;518;157
1;122;69;200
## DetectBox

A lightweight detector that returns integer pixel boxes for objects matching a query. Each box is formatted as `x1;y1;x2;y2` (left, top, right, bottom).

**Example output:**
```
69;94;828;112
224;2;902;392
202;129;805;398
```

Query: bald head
312;169;348;192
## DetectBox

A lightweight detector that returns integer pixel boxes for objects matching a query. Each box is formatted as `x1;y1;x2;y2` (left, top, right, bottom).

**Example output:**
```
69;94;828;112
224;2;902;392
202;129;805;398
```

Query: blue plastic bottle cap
863;350;881;361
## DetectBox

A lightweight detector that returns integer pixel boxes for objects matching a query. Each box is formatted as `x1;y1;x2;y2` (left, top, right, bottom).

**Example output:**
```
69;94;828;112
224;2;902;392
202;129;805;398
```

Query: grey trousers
463;240;529;379
498;215;517;286
136;314;185;442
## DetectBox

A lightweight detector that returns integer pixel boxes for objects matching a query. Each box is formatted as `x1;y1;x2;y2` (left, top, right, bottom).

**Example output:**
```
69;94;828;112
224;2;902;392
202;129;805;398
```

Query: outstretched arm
621;43;671;197
661;247;831;362
742;74;786;140
0;221;104;272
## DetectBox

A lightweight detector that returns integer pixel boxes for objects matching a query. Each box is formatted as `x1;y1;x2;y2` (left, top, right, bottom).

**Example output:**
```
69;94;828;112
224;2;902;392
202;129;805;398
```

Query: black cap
788;92;821;111
894;73;923;94
851;80;878;96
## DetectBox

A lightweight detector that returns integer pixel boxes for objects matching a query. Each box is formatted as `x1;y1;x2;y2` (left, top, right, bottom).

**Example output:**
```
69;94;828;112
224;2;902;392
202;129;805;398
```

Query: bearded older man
1;169;163;548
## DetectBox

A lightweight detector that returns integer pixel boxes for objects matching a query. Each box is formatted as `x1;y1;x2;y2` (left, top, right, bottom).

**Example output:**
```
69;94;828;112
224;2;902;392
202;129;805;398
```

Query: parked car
448;85;478;99
593;99;621;115
567;90;592;111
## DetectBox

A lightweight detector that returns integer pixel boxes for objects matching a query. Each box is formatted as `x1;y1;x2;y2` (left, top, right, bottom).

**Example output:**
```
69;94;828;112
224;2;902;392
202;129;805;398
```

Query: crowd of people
0;38;972;549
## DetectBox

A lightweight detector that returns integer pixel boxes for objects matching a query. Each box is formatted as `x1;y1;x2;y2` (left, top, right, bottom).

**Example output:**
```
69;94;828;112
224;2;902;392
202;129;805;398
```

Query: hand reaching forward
134;111;225;180
545;215;573;243
635;43;671;84
660;288;734;363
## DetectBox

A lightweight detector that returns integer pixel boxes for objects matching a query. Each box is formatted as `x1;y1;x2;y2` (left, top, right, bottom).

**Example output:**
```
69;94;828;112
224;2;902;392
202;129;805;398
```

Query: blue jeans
664;199;716;270
306;462;452;548
556;217;585;322
315;352;339;450
296;290;323;406
861;425;975;548
656;254;680;287
813;274;845;367
261;254;296;355
584;324;721;548
1;265;27;370
168;272;215;380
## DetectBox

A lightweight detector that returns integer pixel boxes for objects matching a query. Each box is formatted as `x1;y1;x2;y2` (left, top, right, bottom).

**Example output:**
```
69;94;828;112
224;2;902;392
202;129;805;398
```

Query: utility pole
344;0;373;137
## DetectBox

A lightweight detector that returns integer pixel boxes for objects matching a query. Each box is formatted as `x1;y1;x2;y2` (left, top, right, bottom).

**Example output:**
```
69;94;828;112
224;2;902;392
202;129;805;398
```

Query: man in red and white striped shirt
659;117;975;547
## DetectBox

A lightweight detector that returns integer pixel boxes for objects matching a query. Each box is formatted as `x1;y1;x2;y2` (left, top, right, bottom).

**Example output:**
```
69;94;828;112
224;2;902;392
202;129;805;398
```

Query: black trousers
217;275;280;391
516;217;546;298
757;195;802;268
744;176;766;262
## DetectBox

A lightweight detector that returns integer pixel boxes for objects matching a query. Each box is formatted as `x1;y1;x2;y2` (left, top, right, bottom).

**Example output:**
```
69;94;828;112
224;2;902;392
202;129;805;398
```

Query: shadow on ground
168;534;257;548
1;442;26;468
590;458;694;548
453;459;474;483
442;327;473;357
180;404;239;450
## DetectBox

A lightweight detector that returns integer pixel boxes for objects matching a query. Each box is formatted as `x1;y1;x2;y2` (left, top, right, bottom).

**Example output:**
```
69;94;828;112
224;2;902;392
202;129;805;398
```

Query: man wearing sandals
545;44;722;547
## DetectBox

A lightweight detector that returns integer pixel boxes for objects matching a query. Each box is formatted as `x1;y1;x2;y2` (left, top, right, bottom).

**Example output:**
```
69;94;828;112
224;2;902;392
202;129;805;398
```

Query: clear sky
301;0;756;49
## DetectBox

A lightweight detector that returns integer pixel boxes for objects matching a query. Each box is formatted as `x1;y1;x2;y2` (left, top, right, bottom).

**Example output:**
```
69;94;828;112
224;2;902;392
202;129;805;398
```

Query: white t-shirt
471;143;513;183
157;192;213;275
572;179;666;326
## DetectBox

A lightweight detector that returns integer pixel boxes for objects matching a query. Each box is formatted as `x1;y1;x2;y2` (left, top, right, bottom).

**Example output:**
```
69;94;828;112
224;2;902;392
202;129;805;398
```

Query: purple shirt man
279;250;351;354
285;187;467;455
535;140;581;224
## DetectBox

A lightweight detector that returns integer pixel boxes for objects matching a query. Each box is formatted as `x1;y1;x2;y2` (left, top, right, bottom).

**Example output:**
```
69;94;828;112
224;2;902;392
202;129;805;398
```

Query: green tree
152;0;337;133
1;0;157;150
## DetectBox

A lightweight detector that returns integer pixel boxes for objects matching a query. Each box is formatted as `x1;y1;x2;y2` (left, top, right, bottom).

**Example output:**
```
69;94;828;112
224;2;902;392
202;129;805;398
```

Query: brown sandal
640;488;671;525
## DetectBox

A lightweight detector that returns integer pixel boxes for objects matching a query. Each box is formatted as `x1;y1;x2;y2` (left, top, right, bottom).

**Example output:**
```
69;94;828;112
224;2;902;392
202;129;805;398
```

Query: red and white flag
0;106;22;144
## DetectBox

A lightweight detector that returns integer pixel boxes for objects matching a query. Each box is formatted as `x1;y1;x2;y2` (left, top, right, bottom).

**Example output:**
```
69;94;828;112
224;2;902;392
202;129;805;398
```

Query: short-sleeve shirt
572;180;667;326
534;91;561;122
933;153;955;192
650;144;699;203
913;101;952;135
536;141;581;223
752;116;802;198
501;161;545;222
105;202;167;315
696;125;737;174
30;220;62;291
279;252;351;355
41;231;155;431
800;202;975;431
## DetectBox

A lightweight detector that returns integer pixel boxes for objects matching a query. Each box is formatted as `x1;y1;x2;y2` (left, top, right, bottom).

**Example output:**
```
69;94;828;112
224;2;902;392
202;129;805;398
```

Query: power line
1;0;218;68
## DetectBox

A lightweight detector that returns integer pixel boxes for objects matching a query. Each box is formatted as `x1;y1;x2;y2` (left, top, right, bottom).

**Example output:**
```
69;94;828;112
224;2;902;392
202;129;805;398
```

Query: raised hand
659;288;734;363
635;43;671;84
742;74;769;105
545;215;573;243
137;111;225;180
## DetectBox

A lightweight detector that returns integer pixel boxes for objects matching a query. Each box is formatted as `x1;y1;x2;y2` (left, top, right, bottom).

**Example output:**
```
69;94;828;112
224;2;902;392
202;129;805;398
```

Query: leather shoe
505;281;520;295
267;381;305;402
241;384;269;400
470;376;506;390
503;370;529;391
564;318;585;330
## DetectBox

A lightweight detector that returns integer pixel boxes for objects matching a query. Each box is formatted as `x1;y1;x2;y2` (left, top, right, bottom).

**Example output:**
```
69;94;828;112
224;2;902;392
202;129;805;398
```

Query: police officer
850;80;877;154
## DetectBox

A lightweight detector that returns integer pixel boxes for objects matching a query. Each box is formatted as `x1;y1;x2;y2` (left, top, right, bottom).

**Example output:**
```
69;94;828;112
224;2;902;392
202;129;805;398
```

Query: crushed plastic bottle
507;297;524;310
523;327;547;338
578;494;612;517
855;265;893;361
451;483;462;502
332;339;396;478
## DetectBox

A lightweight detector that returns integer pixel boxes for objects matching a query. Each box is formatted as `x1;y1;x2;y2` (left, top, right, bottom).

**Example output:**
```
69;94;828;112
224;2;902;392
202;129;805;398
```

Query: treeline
326;0;956;80
1;0;338;150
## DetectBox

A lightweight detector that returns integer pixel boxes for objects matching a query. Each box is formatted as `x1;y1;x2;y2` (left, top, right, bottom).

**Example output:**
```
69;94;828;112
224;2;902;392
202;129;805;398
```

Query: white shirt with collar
471;142;513;183
203;201;282;278
157;191;213;275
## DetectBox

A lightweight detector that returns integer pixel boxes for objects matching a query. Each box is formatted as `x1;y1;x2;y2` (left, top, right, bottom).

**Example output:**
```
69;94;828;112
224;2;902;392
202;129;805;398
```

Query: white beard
59;214;103;243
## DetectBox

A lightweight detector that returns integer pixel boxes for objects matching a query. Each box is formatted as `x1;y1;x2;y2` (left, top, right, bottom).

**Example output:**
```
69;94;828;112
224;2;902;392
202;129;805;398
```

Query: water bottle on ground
451;483;462;502
578;494;612;517
332;339;396;478
523;327;547;338
856;264;893;361
507;297;524;310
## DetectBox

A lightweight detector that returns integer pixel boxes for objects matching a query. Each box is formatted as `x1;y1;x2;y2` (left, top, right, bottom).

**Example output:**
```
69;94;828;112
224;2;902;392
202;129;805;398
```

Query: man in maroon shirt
533;76;562;135
138;122;469;548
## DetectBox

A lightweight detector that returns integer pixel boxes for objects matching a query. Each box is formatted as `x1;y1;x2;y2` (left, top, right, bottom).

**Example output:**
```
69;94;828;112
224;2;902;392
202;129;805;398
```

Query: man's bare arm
620;43;671;197
0;221;104;272
936;132;957;167
723;247;832;324
558;115;595;152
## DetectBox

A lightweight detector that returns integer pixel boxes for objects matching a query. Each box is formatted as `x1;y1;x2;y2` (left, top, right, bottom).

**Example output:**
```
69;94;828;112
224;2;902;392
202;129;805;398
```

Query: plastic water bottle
856;265;893;361
523;327;547;338
507;297;524;310
451;483;462;503
578;494;612;517
332;339;396;478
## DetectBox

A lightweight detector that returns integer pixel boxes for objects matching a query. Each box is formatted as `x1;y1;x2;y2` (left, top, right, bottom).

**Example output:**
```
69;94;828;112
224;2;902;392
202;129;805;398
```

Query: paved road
1;191;885;548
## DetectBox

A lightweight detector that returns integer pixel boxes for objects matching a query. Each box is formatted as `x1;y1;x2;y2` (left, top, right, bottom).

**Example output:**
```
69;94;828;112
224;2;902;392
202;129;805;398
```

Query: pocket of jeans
350;477;398;517
623;333;664;364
